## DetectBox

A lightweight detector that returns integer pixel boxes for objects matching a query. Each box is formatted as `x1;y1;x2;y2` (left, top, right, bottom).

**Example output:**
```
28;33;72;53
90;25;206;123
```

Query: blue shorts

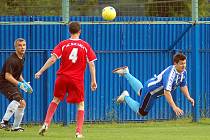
138;83;159;116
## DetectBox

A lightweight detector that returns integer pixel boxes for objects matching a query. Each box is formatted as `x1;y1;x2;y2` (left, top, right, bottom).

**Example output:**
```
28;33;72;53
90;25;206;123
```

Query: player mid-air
113;53;194;116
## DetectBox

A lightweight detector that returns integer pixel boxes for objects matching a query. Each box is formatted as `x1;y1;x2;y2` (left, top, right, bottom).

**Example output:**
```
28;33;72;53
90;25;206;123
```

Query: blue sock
125;96;140;113
124;73;143;95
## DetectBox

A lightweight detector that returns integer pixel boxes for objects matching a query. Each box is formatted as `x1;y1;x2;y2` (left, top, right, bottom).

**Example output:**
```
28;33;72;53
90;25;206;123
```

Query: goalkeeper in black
0;38;33;131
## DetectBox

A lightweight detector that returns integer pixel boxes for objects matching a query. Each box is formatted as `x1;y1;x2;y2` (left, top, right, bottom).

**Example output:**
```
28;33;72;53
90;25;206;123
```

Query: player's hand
91;82;97;91
18;81;33;94
187;97;195;107
23;81;33;94
35;71;42;79
172;106;184;116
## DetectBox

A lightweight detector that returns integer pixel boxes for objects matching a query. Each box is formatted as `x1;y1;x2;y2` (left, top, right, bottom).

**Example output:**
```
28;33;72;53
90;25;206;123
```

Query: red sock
44;102;58;126
76;110;84;133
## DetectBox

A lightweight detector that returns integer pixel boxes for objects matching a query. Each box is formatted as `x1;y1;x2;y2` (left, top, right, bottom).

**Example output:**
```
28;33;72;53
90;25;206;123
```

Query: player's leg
12;99;26;131
39;96;60;136
76;101;84;138
39;76;65;136
44;97;60;126
113;66;143;96
117;90;140;113
1;100;20;131
117;90;154;116
0;87;22;131
66;80;85;138
138;93;156;116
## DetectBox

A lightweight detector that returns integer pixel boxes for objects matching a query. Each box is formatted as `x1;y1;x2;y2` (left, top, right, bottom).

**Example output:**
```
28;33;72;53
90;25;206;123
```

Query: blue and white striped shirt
143;65;187;97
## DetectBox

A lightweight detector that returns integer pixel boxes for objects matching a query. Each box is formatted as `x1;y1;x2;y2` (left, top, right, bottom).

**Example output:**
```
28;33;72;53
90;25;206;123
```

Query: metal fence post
192;0;200;122
62;0;69;23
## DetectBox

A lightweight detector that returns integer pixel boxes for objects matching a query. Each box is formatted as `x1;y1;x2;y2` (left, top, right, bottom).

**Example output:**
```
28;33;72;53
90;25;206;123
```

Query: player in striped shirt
113;53;194;116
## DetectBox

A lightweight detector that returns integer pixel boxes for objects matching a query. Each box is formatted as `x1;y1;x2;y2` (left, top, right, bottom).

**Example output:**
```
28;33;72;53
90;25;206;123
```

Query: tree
145;0;210;17
0;0;61;16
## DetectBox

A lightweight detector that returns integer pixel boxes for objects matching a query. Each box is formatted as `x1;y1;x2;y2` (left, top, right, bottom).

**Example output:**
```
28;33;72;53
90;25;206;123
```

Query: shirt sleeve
51;42;63;59
86;44;97;62
180;72;187;87
5;59;15;74
162;68;176;92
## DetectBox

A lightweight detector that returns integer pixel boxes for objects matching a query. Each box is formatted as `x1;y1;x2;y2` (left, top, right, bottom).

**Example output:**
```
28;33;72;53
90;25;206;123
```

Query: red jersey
52;38;97;81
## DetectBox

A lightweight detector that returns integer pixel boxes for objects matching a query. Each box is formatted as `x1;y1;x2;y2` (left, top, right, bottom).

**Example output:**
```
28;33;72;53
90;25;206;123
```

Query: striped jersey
143;65;187;97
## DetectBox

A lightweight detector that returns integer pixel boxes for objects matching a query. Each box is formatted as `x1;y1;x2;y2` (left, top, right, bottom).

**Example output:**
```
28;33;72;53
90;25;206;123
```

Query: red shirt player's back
52;38;97;81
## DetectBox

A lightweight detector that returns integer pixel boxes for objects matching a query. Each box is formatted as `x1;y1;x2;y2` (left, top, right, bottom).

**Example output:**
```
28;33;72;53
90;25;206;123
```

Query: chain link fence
0;0;209;17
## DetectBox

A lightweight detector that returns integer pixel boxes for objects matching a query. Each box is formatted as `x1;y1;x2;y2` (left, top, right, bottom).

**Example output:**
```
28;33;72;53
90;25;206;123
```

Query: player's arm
35;54;57;79
5;72;19;86
164;90;183;116
162;68;183;116
19;74;24;82
88;61;97;91
4;60;19;86
180;86;194;106
5;72;32;93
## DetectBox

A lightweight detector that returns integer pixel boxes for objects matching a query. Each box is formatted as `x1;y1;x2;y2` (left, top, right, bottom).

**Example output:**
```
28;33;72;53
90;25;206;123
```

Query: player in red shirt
35;22;97;138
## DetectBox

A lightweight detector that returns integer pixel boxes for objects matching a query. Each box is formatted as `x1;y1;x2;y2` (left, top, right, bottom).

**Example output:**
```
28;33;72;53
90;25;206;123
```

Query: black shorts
0;84;23;102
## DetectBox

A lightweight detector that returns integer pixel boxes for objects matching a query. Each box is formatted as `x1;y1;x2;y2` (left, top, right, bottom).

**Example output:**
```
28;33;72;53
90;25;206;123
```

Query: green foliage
145;0;210;17
69;0;100;16
196;0;210;17
0;0;61;16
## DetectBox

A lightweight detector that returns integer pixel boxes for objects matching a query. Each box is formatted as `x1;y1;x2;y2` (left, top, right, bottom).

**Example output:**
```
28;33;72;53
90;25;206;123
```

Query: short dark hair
173;53;186;63
69;22;80;34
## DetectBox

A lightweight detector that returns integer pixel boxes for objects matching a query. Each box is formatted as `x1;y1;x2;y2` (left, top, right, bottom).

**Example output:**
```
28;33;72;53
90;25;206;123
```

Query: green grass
1;119;210;140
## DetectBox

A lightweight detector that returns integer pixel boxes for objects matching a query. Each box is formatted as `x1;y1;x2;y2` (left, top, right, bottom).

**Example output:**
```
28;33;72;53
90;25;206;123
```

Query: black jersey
0;52;25;88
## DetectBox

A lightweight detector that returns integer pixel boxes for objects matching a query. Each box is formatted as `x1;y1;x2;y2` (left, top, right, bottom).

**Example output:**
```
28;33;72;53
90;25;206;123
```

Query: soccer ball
102;6;116;21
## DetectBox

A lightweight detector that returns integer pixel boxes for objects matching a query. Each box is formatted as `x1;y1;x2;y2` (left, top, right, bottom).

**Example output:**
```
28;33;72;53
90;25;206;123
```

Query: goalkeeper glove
18;81;33;94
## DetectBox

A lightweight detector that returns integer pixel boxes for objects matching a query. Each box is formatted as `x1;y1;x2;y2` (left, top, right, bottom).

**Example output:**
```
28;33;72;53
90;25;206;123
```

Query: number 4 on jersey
69;48;78;63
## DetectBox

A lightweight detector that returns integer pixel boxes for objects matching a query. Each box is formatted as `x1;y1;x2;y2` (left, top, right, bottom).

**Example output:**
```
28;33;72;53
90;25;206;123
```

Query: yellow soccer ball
102;6;116;21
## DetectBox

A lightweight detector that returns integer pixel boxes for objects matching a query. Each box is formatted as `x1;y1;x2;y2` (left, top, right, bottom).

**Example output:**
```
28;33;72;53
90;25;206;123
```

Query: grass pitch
1;119;210;140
